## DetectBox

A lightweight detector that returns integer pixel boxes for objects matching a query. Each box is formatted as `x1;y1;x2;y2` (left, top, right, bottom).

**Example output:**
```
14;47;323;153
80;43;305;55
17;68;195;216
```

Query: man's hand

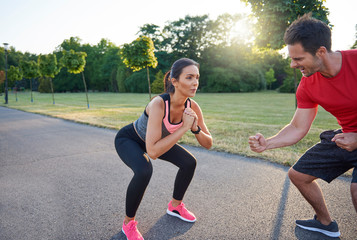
332;132;357;152
248;133;267;153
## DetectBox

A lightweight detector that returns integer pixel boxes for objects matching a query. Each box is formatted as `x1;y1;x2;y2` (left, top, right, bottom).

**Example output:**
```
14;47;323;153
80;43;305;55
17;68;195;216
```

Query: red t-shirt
296;49;357;133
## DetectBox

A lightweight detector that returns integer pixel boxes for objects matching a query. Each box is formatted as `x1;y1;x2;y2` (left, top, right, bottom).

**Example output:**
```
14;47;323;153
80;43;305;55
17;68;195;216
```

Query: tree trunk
30;78;33;102
15;81;18;102
81;72;90;108
147;67;151;101
49;77;55;104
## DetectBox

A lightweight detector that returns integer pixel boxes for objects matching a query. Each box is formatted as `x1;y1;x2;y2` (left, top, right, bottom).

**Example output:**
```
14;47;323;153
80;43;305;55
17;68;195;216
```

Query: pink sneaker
122;220;144;240
166;201;196;222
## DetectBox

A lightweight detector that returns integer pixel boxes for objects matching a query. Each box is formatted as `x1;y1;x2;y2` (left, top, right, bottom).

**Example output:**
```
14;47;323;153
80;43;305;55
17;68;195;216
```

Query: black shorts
292;129;357;183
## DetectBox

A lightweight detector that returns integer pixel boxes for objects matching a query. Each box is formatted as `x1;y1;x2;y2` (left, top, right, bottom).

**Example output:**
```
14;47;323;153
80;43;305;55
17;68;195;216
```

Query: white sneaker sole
296;224;341;237
166;209;196;222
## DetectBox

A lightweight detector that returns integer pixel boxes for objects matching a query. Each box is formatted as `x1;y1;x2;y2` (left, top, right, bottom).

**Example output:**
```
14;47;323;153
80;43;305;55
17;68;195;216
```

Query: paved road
0;106;356;240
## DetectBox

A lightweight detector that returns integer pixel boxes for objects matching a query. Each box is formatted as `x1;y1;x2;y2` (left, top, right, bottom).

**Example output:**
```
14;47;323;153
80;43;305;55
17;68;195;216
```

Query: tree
242;0;330;49
20;60;39;102
121;36;158;100
265;68;276;90
38;54;61;104
151;70;164;94
100;44;122;92
61;50;89;108
162;15;211;59
8;66;23;101
58;36;82;52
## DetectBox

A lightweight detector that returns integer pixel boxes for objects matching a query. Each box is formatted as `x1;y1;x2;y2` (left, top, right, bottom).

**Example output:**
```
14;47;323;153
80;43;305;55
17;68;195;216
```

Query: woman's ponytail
164;70;175;93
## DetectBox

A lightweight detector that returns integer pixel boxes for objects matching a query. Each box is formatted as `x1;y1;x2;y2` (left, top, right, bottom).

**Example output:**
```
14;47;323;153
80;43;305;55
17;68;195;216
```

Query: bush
38;77;52;93
203;67;240;92
151;70;164;94
124;70;148;93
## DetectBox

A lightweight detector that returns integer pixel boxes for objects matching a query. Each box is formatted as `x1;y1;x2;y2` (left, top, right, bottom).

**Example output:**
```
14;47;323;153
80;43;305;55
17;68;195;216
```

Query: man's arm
249;107;318;153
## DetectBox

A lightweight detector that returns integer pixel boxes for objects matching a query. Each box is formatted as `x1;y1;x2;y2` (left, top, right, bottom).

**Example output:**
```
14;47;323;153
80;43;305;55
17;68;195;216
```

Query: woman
115;58;212;240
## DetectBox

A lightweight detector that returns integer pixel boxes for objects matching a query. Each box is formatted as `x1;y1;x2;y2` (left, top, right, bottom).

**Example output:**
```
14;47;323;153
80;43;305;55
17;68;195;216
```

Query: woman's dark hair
284;13;331;55
164;58;199;93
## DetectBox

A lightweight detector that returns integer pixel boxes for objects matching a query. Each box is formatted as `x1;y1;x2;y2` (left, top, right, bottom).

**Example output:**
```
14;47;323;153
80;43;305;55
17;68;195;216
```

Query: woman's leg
115;131;153;220
159;144;197;202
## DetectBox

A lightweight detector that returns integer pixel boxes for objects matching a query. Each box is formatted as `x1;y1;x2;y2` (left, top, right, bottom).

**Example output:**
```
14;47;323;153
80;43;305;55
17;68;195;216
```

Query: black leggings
114;123;197;218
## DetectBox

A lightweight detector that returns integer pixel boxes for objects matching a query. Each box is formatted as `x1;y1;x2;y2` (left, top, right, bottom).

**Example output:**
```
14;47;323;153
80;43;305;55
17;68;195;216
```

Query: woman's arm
190;99;213;149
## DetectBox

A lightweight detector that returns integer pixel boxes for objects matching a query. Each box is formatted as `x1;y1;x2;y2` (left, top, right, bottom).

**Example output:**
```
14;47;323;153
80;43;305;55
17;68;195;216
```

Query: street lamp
3;43;9;104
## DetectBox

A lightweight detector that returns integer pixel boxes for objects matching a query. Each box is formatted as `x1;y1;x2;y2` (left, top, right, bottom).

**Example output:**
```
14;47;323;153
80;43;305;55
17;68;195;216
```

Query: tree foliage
121;36;158;71
20;60;39;79
151;70;164;94
8;65;22;87
265;68;276;90
242;0;330;49
61;50;87;74
38;54;61;78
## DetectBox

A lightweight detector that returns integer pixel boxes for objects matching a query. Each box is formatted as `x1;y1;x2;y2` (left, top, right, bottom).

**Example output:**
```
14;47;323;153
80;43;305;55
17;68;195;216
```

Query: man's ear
316;46;327;58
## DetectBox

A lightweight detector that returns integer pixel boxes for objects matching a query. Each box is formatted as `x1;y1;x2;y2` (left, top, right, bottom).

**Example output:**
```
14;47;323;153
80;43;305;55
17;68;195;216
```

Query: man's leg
288;168;332;225
351;183;357;213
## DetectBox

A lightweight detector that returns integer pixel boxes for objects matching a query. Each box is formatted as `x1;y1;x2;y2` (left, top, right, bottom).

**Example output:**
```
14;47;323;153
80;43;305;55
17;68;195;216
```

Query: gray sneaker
296;215;340;237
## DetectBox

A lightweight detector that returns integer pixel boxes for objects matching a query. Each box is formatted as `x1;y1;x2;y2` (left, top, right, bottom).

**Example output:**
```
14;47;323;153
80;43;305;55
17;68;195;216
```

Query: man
249;13;357;238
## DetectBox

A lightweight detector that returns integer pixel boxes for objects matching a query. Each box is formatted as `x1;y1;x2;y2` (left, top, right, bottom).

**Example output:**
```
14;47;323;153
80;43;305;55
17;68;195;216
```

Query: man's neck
319;51;342;78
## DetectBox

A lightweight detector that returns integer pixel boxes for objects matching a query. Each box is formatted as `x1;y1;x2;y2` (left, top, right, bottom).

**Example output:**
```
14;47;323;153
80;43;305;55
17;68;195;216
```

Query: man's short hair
284;13;331;55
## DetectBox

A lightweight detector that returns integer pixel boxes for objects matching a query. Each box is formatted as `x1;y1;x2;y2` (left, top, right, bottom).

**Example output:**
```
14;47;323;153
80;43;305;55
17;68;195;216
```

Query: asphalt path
0;106;356;240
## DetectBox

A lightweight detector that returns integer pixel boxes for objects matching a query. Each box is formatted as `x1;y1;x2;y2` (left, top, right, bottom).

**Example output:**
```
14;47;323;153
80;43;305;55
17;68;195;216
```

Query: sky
0;0;356;55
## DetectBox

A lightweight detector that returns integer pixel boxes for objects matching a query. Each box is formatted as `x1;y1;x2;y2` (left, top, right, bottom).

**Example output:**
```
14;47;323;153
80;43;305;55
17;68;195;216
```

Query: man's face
288;43;322;77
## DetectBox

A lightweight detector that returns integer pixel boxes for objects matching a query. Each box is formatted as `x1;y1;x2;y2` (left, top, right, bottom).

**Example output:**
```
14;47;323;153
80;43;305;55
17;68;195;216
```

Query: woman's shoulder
189;98;202;112
147;95;165;114
189;98;199;107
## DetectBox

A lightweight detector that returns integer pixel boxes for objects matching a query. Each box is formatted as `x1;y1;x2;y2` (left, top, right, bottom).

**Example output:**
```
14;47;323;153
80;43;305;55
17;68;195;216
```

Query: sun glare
230;19;254;44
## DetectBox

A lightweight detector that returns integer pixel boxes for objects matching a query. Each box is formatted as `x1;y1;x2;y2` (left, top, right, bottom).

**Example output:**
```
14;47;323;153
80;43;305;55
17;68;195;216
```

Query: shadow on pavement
271;174;291;239
143;214;194;240
109;214;194;240
294;226;341;240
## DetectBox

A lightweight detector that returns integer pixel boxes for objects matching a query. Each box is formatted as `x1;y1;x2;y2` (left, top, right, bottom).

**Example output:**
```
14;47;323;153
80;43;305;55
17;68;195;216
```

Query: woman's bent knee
184;157;197;171
134;166;153;182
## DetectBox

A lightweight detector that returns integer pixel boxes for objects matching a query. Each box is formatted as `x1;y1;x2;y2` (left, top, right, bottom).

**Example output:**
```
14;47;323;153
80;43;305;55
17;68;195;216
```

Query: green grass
1;91;340;167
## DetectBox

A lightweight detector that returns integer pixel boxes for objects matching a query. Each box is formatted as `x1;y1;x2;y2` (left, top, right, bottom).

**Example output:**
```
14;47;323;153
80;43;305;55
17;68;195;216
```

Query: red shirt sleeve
296;77;318;109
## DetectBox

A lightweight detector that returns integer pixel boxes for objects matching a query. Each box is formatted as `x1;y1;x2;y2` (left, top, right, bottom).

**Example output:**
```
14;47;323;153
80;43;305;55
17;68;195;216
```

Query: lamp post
3;43;9;104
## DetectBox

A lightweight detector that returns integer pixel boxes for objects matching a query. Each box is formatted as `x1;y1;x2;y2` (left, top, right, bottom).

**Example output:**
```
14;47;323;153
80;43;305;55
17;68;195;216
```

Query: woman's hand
182;108;196;130
183;108;198;130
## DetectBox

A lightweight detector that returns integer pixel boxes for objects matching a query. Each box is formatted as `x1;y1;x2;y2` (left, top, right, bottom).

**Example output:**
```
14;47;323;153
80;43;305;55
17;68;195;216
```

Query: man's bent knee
288;168;316;185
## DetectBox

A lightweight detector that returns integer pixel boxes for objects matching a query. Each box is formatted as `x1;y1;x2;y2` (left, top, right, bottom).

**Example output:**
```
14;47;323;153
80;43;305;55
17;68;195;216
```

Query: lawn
0;91;340;166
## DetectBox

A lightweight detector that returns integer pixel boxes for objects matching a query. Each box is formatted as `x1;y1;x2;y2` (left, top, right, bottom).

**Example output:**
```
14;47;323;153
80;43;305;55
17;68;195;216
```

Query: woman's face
172;65;199;97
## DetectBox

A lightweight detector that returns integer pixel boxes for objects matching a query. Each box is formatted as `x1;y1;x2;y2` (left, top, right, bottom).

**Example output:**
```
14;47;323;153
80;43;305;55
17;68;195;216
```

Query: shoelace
175;202;185;211
128;221;138;231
